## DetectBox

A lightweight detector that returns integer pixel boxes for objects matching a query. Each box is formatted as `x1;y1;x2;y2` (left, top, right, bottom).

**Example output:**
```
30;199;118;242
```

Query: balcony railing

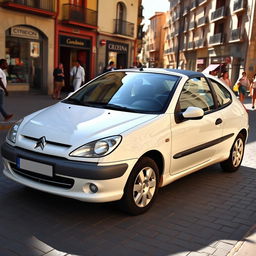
211;6;226;21
197;16;208;27
198;0;208;6
233;0;245;13
2;0;55;14
114;19;134;37
230;28;243;42
62;4;97;27
189;21;196;30
195;39;204;48
183;6;189;16
191;0;197;10
209;33;224;45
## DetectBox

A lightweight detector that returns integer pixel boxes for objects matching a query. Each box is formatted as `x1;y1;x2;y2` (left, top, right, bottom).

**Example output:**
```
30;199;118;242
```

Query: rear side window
210;79;232;108
179;77;215;113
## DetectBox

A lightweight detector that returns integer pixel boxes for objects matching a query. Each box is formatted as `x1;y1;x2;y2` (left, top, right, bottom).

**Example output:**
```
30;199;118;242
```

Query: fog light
89;183;98;193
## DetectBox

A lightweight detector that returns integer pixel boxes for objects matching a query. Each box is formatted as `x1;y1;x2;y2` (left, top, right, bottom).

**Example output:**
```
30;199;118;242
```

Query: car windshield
63;71;179;113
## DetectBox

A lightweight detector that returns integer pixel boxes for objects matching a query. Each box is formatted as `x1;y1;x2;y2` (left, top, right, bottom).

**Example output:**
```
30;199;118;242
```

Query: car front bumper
1;142;135;203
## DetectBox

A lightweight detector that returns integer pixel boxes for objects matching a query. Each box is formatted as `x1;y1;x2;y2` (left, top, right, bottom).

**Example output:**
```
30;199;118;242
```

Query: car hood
20;102;158;146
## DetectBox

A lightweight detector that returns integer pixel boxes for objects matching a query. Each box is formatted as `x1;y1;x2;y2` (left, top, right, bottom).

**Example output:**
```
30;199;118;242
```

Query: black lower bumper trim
1;142;128;180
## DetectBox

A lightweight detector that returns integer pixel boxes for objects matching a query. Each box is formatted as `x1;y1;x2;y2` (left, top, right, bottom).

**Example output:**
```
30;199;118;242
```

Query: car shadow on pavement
0;163;256;256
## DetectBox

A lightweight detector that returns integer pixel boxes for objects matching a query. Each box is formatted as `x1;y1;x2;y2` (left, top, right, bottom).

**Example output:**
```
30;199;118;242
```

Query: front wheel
221;133;245;172
119;157;159;215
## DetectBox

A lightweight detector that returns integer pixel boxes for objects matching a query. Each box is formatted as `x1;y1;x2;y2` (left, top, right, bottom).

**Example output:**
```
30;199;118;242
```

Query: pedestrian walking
0;59;13;121
52;62;65;100
220;71;232;88
250;73;256;109
70;60;85;91
238;71;250;103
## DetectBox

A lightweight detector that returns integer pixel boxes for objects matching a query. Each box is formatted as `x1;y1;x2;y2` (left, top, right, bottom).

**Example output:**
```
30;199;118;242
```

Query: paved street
0;92;255;256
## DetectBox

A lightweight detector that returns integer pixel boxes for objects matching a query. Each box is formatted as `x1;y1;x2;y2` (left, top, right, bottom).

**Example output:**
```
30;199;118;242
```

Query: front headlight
70;135;122;158
6;119;23;144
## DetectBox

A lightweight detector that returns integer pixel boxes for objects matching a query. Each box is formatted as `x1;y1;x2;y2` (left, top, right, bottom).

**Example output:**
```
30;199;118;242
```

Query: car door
170;76;223;174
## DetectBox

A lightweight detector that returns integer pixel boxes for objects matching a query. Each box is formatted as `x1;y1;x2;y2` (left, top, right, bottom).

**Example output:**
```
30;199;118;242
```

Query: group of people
52;60;117;100
211;69;256;109
52;60;85;100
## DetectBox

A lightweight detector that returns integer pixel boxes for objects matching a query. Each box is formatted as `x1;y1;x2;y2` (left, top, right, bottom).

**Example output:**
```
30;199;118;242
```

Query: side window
210;79;232;107
179;77;215;112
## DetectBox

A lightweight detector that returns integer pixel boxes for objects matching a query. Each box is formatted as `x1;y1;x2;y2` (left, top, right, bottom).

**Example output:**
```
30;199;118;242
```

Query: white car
2;69;248;215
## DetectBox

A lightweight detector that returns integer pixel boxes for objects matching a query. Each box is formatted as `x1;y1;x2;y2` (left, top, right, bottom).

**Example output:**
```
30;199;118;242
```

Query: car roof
113;68;205;78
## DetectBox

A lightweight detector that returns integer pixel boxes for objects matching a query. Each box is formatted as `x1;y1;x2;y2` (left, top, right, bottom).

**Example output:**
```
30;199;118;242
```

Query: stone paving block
188;252;209;256
198;246;216;254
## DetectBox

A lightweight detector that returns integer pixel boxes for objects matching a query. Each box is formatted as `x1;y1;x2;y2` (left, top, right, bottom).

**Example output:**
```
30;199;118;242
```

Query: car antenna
139;66;144;71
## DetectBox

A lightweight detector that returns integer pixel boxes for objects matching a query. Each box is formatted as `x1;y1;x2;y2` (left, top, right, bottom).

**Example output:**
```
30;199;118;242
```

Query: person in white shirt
70;60;85;91
0;59;13;121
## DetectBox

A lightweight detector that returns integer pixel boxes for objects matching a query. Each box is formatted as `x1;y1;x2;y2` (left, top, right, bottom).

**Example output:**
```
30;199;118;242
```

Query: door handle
215;118;222;125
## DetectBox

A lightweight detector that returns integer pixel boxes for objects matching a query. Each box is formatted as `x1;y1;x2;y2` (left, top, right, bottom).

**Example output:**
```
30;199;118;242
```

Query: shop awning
202;64;220;74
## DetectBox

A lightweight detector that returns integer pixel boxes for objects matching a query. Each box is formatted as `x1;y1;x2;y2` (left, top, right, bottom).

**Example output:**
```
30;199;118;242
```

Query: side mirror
182;106;204;120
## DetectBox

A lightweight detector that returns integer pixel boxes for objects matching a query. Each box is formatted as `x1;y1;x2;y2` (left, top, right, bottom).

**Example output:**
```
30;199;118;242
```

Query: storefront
106;40;129;69
5;25;47;91
59;35;92;90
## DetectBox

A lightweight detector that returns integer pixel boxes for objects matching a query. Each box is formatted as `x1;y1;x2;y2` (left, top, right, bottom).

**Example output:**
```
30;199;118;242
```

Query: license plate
17;158;53;177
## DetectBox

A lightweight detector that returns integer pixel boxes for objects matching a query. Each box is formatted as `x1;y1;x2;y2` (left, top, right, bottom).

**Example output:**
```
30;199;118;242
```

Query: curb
227;224;256;256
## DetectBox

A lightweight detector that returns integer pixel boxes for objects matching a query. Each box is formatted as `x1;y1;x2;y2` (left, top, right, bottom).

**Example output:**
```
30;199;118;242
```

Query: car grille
10;163;74;189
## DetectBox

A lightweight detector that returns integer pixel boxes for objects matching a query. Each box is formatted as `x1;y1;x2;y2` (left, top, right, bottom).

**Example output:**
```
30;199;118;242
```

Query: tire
220;133;245;172
119;157;160;215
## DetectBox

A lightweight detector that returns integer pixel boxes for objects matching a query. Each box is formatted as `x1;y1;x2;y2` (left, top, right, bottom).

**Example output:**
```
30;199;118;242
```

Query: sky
142;0;170;27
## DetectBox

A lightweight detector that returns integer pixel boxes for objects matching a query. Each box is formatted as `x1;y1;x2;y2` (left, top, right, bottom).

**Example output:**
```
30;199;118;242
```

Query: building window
5;26;45;90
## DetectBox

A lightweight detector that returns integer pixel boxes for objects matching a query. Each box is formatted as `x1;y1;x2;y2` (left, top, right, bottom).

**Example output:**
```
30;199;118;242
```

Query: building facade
164;0;256;84
97;0;139;74
55;0;97;91
143;12;166;68
0;0;56;93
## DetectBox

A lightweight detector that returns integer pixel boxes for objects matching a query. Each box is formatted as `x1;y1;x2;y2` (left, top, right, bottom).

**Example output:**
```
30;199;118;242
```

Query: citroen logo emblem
34;136;46;150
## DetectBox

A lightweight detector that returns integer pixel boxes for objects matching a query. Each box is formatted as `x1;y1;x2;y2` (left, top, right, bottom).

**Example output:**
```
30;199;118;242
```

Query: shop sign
107;41;128;53
197;59;205;65
60;35;91;49
11;26;39;40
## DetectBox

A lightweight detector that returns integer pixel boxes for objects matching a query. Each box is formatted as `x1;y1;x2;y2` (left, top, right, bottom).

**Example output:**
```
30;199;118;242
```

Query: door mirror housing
182;106;204;120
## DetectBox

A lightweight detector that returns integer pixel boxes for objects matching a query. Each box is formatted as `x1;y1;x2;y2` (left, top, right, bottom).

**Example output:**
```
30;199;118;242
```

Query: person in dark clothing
52;63;65;100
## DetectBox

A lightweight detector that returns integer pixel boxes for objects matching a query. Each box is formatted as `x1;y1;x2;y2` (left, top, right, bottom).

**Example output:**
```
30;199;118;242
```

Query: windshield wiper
62;98;85;106
105;104;141;113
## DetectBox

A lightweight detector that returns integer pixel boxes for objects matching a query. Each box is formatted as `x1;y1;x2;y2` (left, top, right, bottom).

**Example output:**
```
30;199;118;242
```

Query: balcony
164;48;173;54
198;0;208;6
114;19;134;37
211;6;226;22
187;41;194;50
2;0;55;16
194;39;205;48
174;28;179;36
183;23;188;33
229;28;243;42
183;6;189;16
209;33;225;45
62;4;97;28
189;21;196;30
174;11;180;21
233;0;246;13
191;1;197;11
170;0;180;9
197;16;208;27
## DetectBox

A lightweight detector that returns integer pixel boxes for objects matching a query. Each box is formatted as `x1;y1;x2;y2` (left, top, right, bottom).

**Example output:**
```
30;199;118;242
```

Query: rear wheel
221;133;245;172
119;157;159;215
